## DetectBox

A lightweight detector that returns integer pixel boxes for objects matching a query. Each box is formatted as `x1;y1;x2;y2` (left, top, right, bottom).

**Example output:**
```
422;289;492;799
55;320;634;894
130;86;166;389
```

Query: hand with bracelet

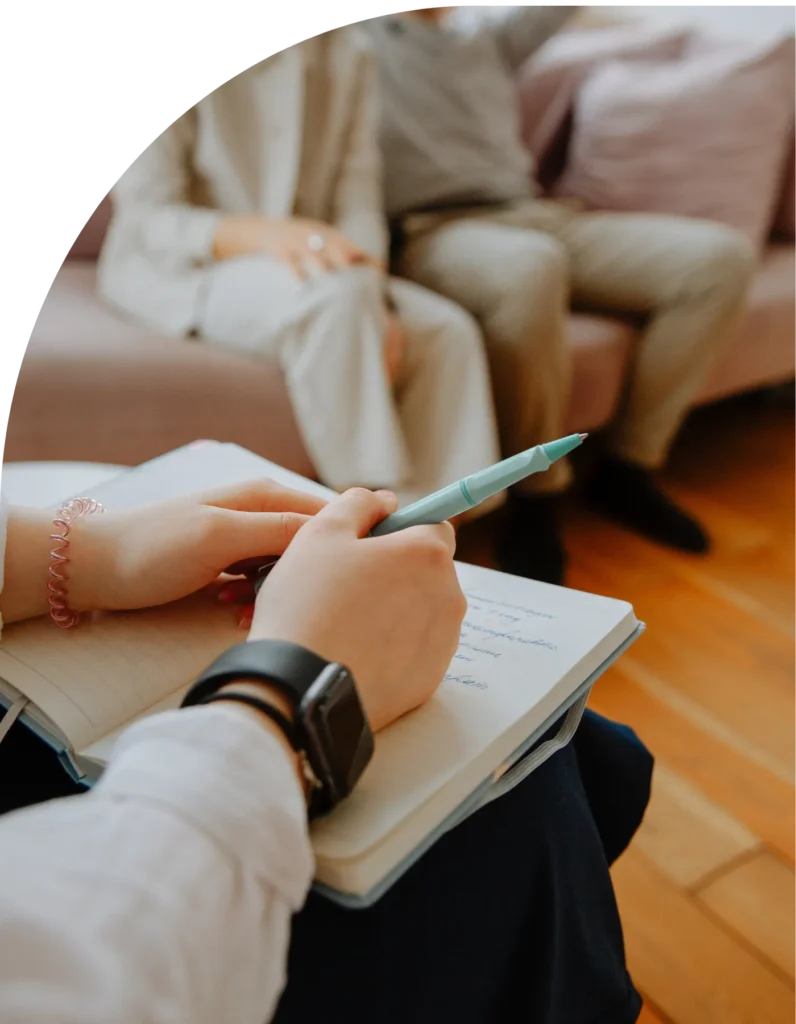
1;480;464;809
0;479;465;1022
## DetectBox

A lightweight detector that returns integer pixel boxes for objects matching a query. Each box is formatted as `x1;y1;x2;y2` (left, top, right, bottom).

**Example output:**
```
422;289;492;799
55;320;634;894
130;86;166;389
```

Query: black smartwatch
181;640;374;816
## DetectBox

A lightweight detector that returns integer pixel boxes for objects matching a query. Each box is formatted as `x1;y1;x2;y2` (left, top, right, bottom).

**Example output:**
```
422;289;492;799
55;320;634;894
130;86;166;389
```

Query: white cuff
101;706;314;909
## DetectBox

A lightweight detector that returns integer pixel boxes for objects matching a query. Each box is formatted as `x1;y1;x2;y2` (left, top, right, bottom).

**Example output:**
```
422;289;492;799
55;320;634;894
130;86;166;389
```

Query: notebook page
80;690;186;764
0;442;330;751
86;441;334;511
312;561;637;866
0;590;240;751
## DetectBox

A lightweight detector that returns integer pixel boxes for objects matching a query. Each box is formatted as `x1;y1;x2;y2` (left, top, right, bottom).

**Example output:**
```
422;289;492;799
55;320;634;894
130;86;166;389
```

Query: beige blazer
98;28;386;335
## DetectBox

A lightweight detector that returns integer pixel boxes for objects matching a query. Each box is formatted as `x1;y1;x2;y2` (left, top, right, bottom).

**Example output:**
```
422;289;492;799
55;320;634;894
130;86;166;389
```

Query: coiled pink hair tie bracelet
48;497;105;628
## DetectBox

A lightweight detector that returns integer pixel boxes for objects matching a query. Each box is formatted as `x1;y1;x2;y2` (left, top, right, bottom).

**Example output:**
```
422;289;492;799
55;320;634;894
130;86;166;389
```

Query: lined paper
0;591;240;751
311;561;637;871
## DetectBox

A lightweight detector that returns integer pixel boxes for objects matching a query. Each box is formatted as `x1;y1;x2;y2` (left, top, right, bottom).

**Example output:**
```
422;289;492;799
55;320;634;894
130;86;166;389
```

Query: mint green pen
370;433;587;538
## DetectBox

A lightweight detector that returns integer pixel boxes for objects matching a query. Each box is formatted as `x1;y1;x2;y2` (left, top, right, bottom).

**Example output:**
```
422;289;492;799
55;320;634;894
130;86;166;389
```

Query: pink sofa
8;193;793;473
8;24;796;475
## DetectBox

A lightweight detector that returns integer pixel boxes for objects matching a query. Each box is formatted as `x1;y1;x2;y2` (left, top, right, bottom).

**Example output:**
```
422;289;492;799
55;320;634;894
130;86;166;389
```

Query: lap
275;710;651;1024
198;256;384;348
555;210;754;311
0;709;650;1024
400;214;568;318
400;200;752;315
389;276;481;344
197;256;478;361
0;714;85;816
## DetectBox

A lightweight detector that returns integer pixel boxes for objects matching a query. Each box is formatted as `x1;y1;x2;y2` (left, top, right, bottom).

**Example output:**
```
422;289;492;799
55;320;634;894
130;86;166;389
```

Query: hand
213;215;381;277
383;309;406;385
249;488;466;732
68;480;327;614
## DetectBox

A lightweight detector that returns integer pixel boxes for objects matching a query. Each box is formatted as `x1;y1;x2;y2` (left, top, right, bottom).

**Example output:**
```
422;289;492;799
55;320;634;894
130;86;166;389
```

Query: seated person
0;483;652;1023
98;27;501;506
363;6;756;581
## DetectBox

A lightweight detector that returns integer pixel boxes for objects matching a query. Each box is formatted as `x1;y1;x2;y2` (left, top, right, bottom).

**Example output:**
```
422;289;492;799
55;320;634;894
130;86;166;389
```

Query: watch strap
200;690;324;810
181;639;338;710
198;691;299;749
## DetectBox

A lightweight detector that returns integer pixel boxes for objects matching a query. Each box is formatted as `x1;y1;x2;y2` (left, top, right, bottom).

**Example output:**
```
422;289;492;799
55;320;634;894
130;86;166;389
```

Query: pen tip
579;433;589;441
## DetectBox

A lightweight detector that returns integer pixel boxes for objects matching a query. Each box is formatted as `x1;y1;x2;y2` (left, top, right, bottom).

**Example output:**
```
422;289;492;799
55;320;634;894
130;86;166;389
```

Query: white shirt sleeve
0;702;314;1024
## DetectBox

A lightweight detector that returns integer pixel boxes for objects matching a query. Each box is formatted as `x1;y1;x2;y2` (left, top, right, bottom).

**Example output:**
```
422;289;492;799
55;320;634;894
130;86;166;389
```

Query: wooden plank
693;545;795;637
634;762;759;889
619;580;794;773
619;655;793;786
566;513;679;599
637;1002;670;1024
698;852;795;981
589;667;794;864
612;849;795;1024
568;525;794;775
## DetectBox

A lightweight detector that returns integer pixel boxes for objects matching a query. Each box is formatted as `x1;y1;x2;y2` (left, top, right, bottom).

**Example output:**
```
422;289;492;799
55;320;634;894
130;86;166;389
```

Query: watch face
302;668;374;806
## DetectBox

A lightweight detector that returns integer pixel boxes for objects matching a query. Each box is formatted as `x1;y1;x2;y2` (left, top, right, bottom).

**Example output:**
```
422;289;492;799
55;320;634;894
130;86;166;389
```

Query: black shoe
584;457;710;554
495;493;567;585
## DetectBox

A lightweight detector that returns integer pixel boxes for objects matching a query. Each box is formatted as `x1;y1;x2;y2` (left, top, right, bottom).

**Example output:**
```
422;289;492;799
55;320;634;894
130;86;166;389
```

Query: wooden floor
459;393;795;1023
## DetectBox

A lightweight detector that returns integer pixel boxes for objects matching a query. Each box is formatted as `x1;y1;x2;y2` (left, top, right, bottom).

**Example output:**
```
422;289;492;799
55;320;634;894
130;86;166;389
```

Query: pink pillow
556;36;796;252
517;26;689;172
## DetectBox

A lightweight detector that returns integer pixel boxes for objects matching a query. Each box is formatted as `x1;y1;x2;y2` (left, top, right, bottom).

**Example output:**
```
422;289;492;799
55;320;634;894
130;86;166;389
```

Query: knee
430;299;490;368
487;235;569;332
508;234;569;295
682;223;757;299
440;301;484;350
482;235;567;344
321;265;383;316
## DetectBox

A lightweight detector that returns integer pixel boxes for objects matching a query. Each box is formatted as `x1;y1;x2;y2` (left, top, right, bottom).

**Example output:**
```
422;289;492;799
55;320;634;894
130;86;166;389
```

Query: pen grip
370;481;471;537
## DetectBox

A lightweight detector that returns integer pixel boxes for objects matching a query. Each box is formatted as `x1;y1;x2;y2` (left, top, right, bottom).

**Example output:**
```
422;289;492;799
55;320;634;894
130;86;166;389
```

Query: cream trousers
398;200;756;492
196;258;500;505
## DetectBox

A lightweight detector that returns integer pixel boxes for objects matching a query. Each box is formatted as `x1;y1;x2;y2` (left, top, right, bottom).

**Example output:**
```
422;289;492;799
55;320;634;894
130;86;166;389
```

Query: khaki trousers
398;200;756;492
197;258;500;505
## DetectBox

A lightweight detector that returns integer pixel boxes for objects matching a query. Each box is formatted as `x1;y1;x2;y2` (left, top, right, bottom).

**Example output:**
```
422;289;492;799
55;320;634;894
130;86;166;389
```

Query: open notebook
0;442;643;907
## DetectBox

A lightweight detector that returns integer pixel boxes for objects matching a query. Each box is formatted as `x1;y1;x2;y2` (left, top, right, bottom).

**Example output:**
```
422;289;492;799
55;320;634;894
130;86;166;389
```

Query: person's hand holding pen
222;431;588;628
2;481;464;754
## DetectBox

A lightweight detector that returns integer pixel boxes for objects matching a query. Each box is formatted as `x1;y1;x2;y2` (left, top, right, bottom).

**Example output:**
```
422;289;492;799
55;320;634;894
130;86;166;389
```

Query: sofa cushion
9;263;315;475
557;36;796;252
700;244;796;402
564;314;635;433
68;196;113;260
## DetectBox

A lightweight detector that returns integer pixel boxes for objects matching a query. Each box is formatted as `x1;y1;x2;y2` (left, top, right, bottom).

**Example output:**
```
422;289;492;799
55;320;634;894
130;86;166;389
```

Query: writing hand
249;488;466;731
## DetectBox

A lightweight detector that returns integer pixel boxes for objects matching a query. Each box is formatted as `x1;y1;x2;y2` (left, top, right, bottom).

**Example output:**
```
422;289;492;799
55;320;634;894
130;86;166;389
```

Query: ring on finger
306;232;326;252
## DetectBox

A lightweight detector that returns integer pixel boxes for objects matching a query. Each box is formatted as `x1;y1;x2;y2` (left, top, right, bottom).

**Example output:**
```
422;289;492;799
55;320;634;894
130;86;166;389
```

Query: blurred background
462;3;796;40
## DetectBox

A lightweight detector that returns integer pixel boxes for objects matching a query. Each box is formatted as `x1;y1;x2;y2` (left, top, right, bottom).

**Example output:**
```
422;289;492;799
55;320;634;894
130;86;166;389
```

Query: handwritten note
444;587;560;691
